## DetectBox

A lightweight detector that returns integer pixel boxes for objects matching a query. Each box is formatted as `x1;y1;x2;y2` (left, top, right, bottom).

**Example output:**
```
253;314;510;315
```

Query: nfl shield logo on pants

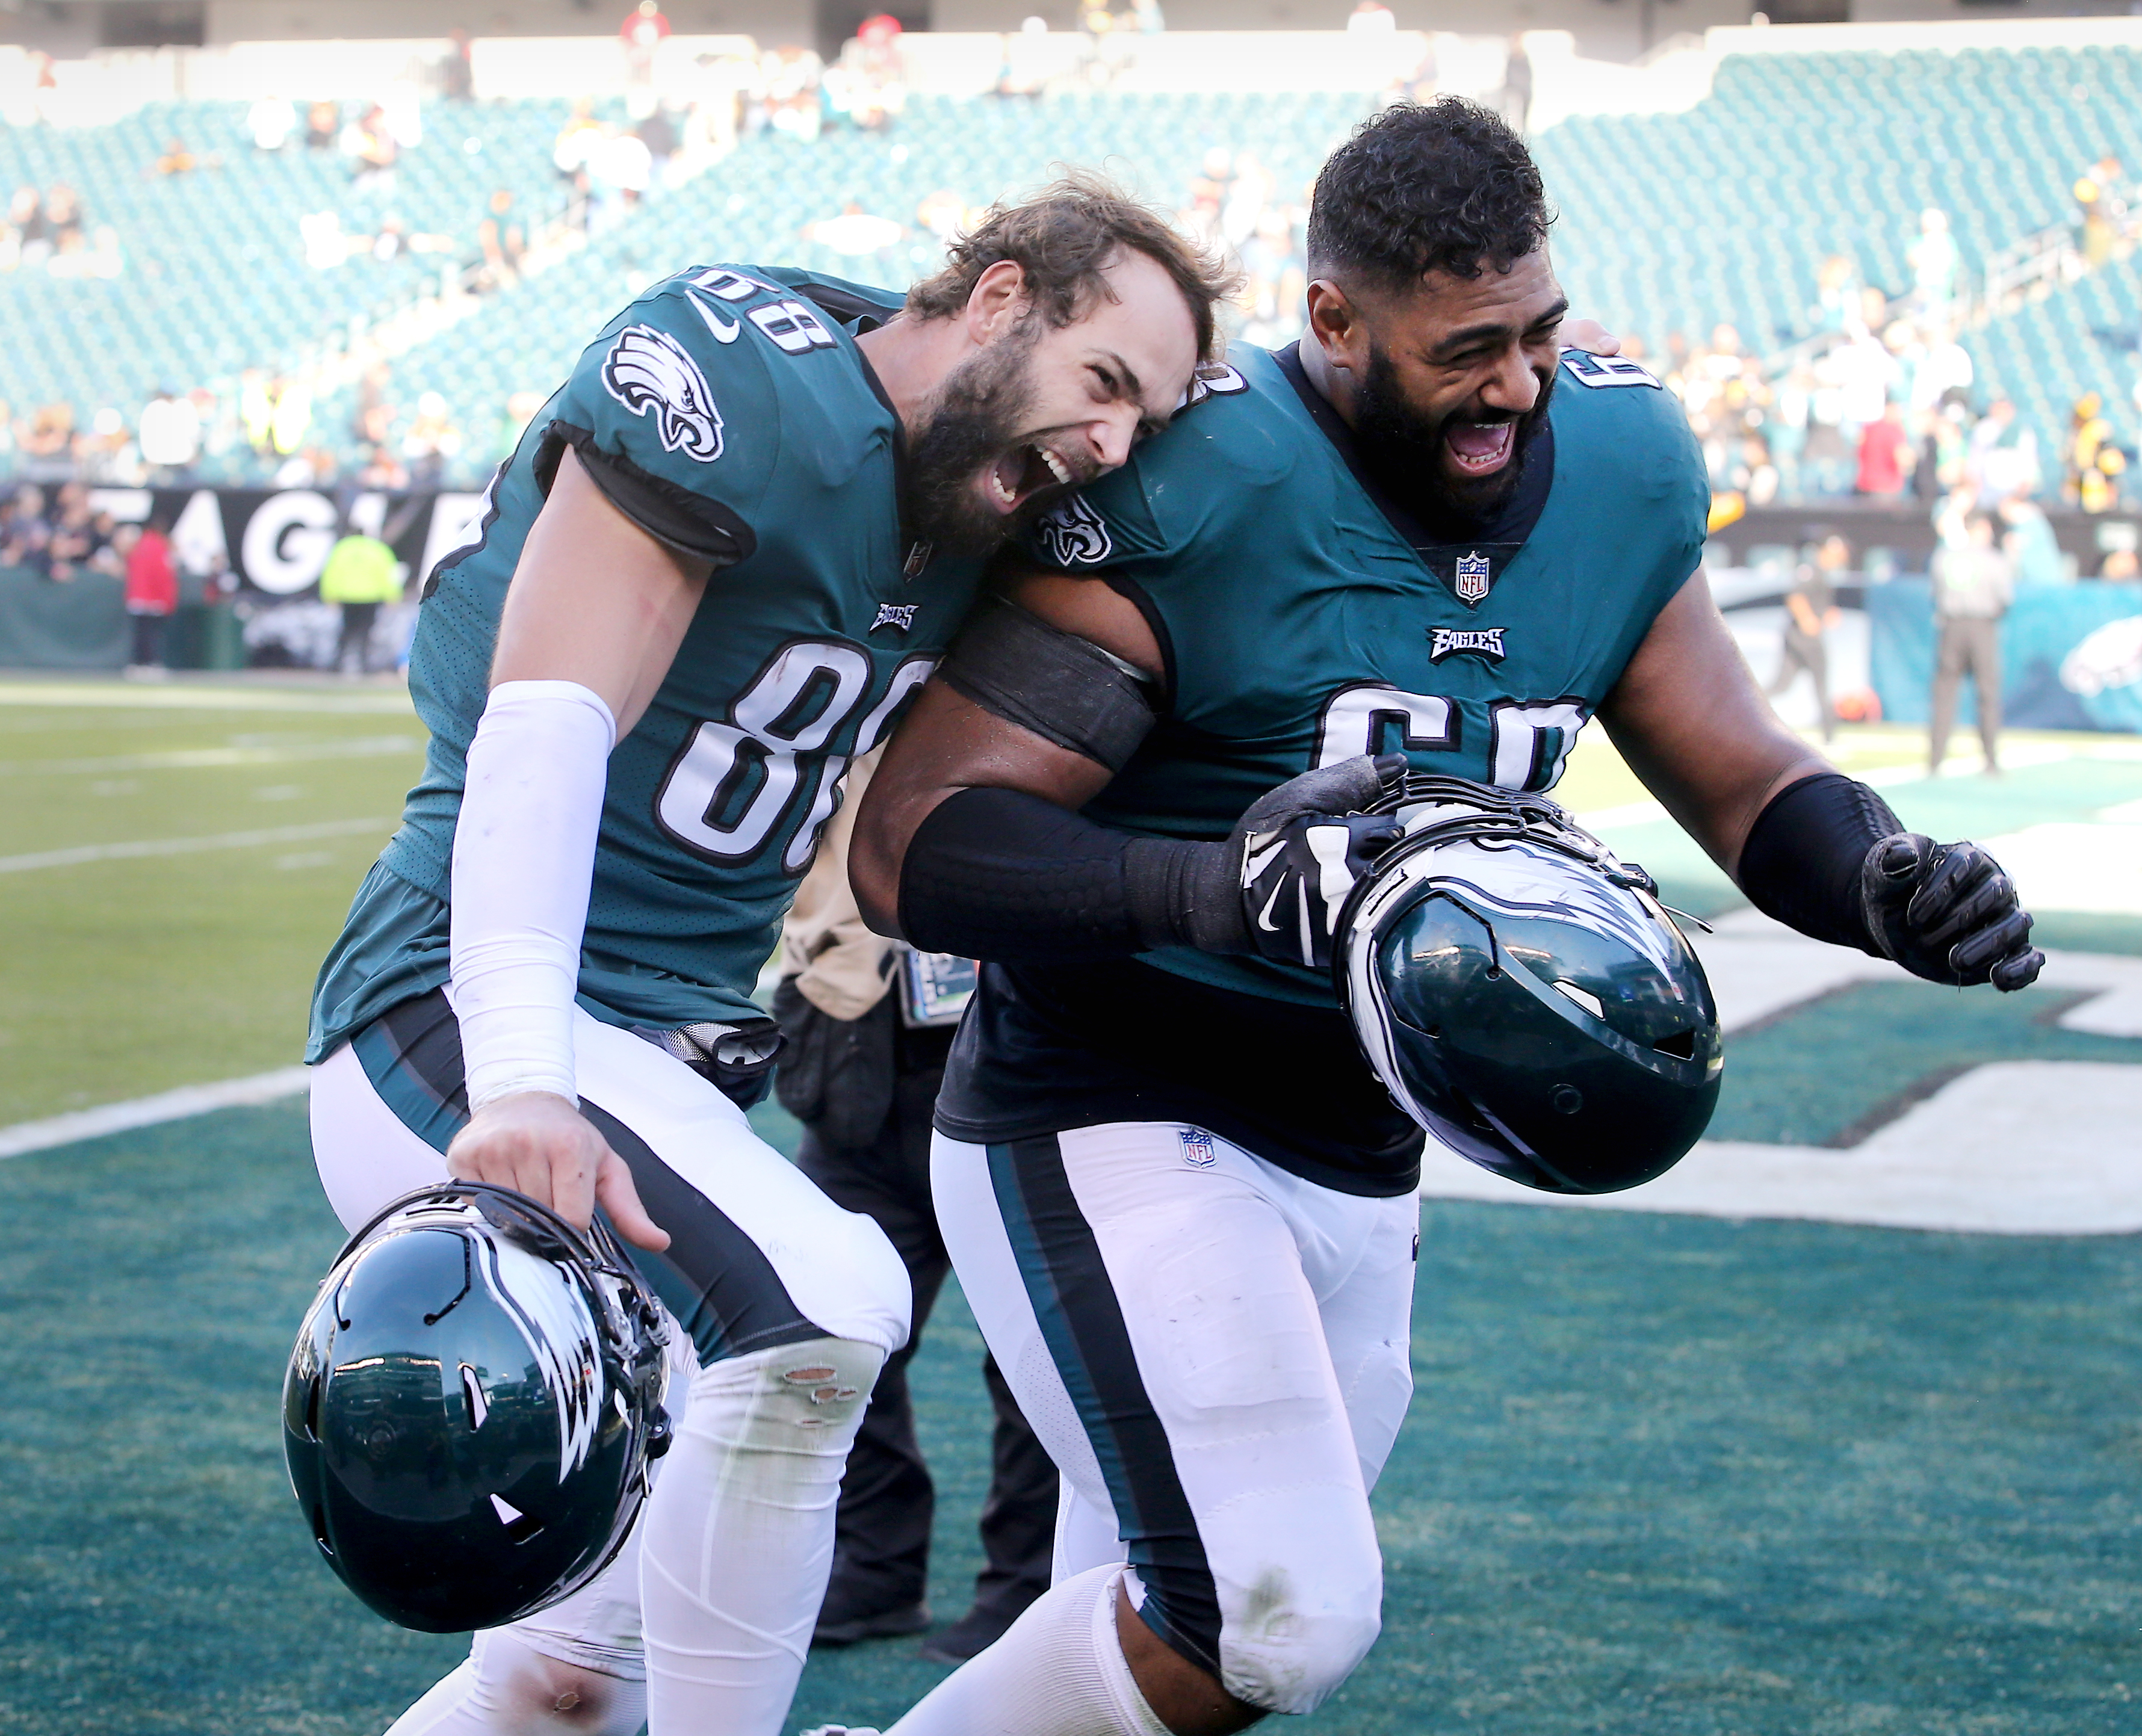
1453;551;1492;606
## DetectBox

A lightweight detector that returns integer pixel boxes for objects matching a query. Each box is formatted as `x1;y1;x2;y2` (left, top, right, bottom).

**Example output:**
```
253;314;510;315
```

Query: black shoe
813;1593;931;1649
918;1602;1023;1664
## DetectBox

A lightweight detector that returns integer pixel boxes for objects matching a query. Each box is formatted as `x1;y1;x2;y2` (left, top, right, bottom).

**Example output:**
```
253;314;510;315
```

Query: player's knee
475;1637;646;1735
684;1333;887;1451
1219;1559;1382;1714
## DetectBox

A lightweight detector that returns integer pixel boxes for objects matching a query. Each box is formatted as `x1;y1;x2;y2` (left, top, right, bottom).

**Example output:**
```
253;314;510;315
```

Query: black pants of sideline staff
794;1013;1056;1657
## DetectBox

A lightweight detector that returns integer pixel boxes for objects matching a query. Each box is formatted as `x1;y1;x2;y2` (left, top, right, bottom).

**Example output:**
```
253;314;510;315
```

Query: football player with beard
300;180;1228;1736
846;103;2041;1736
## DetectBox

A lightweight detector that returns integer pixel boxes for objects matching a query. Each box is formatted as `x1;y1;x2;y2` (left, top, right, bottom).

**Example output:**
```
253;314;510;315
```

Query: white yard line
4;737;419;776
0;682;413;714
0;1067;312;1160
0;817;389;874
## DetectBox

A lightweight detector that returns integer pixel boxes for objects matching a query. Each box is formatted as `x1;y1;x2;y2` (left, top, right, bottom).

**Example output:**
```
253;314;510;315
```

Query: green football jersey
308;266;983;1061
1024;341;1708;1012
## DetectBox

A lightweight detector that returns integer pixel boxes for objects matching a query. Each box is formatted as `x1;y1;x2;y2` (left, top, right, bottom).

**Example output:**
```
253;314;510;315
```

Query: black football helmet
283;1182;675;1633
1336;776;1723;1194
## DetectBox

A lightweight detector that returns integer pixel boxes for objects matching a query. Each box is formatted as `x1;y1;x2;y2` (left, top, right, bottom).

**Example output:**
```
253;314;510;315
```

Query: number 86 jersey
308;267;984;1061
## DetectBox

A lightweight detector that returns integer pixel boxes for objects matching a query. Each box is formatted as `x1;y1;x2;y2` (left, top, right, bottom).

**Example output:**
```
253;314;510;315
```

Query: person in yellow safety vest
318;529;403;675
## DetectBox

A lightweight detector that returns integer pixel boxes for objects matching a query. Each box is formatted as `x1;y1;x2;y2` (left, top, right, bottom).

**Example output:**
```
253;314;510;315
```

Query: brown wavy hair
905;172;1236;363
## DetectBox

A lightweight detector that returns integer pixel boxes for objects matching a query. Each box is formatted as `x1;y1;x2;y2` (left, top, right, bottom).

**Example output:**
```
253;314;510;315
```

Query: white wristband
450;679;616;1113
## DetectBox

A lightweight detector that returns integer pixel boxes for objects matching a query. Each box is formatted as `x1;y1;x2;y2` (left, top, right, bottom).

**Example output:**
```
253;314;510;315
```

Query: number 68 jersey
307;267;983;1061
932;340;1706;1196
1026;339;1707;1016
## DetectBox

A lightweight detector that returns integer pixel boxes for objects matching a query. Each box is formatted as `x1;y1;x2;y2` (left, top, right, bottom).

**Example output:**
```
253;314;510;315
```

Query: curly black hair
1305;98;1552;292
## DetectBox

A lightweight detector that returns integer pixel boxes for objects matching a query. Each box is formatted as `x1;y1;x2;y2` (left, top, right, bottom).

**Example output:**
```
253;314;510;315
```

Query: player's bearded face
906;315;1080;557
1352;337;1556;525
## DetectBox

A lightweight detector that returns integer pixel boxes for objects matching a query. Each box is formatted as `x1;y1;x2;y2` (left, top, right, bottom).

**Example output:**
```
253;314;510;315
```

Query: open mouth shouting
1444;418;1517;478
985;440;1079;514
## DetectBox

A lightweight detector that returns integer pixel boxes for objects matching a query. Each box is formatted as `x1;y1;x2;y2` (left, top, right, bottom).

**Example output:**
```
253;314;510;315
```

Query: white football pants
310;995;912;1736
931;1123;1419;1716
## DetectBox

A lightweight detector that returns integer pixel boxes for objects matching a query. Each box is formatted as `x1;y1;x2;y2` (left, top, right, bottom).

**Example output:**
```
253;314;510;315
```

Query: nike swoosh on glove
1860;833;2044;992
1166;754;1408;963
1240;809;1407;968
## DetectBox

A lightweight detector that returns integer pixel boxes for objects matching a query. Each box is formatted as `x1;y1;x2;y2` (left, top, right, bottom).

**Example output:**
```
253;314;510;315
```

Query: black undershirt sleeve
1735;771;1902;953
537;422;758;568
898;785;1210;962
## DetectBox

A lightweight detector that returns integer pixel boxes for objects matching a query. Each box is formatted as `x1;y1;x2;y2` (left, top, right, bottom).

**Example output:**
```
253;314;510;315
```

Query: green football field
3;674;2141;1734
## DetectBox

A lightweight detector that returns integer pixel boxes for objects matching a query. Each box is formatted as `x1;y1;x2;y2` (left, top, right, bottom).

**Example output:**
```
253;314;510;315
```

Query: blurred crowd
1654;190;2137;531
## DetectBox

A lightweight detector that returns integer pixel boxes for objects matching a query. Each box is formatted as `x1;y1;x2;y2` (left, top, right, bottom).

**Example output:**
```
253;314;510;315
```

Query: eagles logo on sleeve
1034;495;1114;567
602;325;726;462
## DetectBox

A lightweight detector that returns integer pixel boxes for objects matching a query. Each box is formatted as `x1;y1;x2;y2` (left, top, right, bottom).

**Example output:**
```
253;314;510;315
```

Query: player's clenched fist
1861;832;2043;992
447;1090;672;1251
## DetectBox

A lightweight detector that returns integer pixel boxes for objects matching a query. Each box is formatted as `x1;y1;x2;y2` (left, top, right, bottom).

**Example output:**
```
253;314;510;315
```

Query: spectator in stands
1929;510;2013;776
477;190;526;288
5;186;48;270
45;483;113;584
356;443;411;492
587;127;654;221
2066;393;2125;513
1502;33;1532;135
622;0;671;84
1768;534;1845;744
249;94;297;152
123;514;178;673
139;386;202;484
441;31;475;103
1347;0;1396;32
319;524;403;675
45;183;82;247
1;485;52;575
2075;153;2124;271
268;380;314;462
2097;548;2140;582
154;140;196;176
838;14;908;133
304;99;340;150
1812;253;1859;334
1967;396;2039;498
401;392;463;487
1907;208;1959;320
1856;399;1913;497
1999;487;2067;588
763;46;826;142
21;401;75;461
345;107;397;194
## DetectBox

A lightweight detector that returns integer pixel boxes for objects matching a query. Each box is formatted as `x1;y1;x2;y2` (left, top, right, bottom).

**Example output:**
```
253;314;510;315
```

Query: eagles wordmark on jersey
935;342;1709;1193
309;265;985;1060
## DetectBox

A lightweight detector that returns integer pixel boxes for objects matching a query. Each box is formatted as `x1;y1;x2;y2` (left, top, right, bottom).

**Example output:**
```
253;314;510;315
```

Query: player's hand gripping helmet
283;1182;675;1633
1336;777;1723;1194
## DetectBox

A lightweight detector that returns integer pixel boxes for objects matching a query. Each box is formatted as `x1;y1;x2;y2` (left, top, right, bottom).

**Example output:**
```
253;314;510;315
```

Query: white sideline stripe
0;817;389;874
0;1067;312;1160
1421;1062;2142;1237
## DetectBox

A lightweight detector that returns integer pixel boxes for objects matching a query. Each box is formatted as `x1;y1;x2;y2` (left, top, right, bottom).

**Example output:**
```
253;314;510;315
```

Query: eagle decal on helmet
602;324;725;461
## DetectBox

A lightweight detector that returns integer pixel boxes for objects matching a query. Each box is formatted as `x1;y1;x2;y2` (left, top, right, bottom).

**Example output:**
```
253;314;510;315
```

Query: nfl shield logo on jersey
1453;551;1492;606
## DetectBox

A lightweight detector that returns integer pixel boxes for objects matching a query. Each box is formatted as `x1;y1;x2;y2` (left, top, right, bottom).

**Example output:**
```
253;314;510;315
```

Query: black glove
1860;833;2043;992
1173;754;1408;968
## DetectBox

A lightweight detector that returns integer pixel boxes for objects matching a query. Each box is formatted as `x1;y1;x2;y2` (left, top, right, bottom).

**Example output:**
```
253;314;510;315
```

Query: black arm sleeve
935;595;1159;772
1735;771;1902;953
898;785;1213;962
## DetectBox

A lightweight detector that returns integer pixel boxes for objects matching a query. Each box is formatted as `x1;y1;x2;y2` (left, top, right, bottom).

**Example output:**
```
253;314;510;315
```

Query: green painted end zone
4;1104;2137;1736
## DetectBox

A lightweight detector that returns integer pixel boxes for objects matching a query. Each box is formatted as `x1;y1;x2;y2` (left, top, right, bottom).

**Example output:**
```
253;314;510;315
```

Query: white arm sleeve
450;679;617;1112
